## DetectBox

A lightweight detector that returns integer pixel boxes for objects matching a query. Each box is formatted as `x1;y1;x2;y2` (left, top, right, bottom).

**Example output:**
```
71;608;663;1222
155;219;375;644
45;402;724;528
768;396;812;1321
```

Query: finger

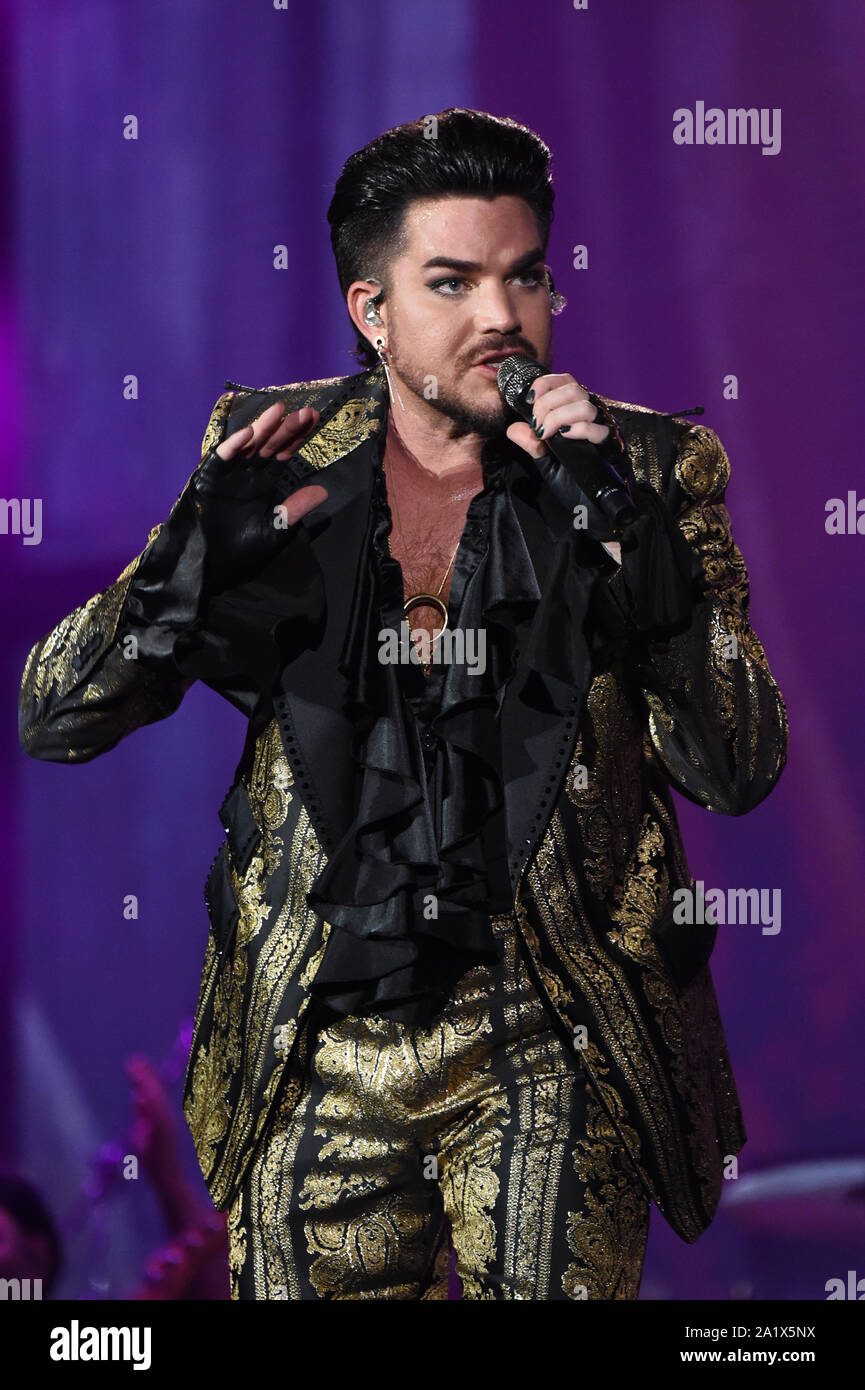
274;407;320;460
275;483;329;527
216;404;318;463
532;383;591;424
506;421;548;460
547;417;609;444
258;405;314;456
263;406;320;459
239;402;291;457
217;404;284;462
215;424;253;463
506;417;609;461
534;397;596;436
533;398;607;442
525;372;583;405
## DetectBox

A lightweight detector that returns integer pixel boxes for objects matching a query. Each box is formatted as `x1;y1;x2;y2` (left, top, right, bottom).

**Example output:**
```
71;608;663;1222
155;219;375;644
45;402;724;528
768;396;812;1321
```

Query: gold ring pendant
403;594;448;644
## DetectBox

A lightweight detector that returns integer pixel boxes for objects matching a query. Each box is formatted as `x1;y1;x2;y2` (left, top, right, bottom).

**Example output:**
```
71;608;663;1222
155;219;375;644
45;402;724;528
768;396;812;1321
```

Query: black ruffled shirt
305;433;531;1027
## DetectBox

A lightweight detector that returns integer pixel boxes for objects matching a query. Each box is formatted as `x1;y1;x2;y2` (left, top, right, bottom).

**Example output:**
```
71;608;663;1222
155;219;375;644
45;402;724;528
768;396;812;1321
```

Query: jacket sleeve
604;422;788;815
18;391;236;763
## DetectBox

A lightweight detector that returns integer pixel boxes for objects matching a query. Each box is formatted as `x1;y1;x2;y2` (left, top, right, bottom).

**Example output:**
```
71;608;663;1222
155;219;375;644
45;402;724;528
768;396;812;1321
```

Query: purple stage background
2;0;863;1299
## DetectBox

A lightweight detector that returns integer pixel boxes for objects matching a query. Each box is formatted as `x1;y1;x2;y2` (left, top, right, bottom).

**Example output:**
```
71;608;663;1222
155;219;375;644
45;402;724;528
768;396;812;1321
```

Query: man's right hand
192;402;328;592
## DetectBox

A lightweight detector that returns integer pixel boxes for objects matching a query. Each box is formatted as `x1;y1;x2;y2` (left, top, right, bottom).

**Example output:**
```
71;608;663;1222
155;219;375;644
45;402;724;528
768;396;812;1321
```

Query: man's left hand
505;372;621;563
504;372;610;457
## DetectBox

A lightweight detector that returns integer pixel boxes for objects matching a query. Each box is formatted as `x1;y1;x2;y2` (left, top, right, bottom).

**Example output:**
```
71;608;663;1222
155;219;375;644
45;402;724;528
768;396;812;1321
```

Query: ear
346;279;387;351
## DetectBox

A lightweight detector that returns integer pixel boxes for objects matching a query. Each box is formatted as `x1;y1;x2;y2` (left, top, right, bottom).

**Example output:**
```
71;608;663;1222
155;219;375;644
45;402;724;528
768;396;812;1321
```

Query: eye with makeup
426;268;547;296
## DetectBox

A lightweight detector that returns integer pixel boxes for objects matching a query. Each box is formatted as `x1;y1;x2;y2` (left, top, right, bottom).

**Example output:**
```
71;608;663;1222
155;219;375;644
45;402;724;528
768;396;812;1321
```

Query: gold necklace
384;459;462;673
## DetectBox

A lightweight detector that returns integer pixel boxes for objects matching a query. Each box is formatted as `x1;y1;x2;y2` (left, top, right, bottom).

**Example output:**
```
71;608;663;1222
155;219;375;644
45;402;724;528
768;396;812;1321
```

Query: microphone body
497;355;637;537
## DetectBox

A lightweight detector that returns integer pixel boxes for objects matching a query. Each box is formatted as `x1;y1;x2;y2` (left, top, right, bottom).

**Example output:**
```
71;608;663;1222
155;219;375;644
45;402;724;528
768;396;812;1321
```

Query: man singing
19;108;788;1300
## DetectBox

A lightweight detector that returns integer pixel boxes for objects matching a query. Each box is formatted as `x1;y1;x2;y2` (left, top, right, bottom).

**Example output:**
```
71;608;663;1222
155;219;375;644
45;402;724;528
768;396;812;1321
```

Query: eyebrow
420;247;546;274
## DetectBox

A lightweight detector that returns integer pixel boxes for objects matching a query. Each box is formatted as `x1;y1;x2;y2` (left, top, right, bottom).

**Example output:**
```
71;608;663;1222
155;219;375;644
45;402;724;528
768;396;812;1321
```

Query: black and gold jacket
18;364;788;1243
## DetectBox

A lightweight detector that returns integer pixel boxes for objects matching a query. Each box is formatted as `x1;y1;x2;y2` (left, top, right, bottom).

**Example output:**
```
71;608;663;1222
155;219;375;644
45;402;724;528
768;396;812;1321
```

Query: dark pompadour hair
327;108;555;369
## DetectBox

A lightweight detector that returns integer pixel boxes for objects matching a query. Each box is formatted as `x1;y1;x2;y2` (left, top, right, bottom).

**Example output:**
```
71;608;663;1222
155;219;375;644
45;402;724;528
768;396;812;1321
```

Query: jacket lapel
496;479;601;897
269;370;389;860
234;365;602;902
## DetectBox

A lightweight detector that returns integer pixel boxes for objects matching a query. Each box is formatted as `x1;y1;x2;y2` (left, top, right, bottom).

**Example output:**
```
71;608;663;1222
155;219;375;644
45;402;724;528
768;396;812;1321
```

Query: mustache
465;339;538;366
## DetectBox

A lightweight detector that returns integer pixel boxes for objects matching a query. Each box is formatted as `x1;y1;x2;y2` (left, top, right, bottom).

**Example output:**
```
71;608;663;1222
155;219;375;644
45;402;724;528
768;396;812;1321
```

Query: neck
382;366;489;480
385;417;485;499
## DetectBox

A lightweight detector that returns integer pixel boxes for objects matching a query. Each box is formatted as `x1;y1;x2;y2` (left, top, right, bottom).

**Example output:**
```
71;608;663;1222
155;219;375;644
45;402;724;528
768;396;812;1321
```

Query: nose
474;279;521;336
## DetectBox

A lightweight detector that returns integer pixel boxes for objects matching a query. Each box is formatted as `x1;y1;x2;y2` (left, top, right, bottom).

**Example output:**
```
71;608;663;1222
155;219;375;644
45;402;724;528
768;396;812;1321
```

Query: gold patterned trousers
228;912;650;1300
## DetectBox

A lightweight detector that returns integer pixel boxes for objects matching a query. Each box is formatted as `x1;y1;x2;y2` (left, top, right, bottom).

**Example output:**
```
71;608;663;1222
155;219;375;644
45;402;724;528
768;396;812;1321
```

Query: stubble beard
388;343;510;440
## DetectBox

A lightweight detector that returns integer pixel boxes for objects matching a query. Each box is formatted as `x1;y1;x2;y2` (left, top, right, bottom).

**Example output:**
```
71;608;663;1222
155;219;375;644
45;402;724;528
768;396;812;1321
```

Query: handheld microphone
497;355;637;537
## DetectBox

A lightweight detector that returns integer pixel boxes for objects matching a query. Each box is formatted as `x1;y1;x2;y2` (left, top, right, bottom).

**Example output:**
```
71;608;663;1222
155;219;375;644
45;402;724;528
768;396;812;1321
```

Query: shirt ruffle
304;447;604;1026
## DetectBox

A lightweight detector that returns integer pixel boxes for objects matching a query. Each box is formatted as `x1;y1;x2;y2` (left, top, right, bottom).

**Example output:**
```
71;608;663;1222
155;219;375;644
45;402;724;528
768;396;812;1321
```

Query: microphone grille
496;355;545;409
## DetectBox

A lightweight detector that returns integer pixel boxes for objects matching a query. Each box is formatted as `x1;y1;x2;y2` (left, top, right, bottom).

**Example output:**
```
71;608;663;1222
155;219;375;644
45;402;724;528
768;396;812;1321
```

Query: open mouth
470;350;529;377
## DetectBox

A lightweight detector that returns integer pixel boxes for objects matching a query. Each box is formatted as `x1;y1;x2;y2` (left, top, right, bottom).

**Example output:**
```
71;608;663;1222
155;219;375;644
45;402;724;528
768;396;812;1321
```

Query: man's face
381;195;553;437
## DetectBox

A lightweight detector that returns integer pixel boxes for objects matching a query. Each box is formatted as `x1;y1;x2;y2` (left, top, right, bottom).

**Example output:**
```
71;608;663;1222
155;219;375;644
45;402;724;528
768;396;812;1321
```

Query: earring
364;276;384;325
374;334;406;412
545;266;567;315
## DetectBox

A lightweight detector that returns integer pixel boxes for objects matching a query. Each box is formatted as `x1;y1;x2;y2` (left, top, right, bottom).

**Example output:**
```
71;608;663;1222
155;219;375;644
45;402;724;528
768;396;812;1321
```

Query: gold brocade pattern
251;1037;318;1301
524;606;754;1240
245;717;294;873
185;935;248;1182
565;670;643;901
229;848;272;949
183;1038;232;1181
606;816;671;969
524;807;703;1235
255;1097;311;1300
295;963;504;1300
648;785;692;892
229;910;646;1299
674;423;730;500
600;394;665;493
563;1050;650;1300
605;815;686;1052
184;932;219;1083
227;1191;247;1300
205;806;329;1205
294;394;382;472
498;921;575;1300
19;367;785;1268
20;586;128;707
635;426;788;803
199;390;236;459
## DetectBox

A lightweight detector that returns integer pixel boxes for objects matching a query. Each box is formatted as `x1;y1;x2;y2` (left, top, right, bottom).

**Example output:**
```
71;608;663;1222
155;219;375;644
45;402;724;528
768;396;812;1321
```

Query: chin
450;399;507;438
459;377;510;421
